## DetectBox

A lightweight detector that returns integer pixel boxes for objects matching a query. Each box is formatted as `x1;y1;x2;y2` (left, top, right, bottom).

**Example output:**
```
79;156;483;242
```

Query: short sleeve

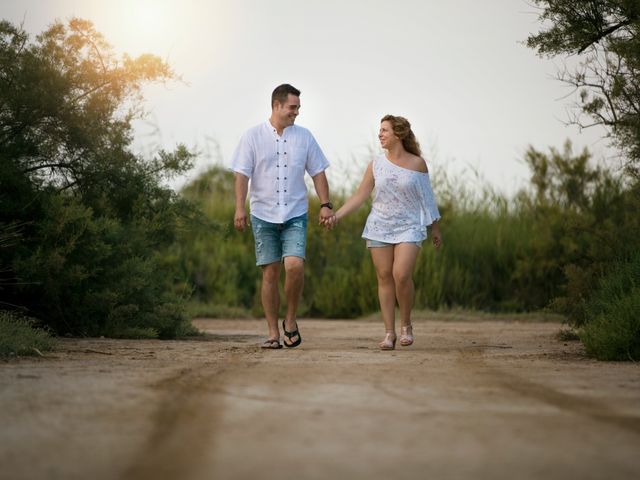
305;133;329;177
230;131;255;178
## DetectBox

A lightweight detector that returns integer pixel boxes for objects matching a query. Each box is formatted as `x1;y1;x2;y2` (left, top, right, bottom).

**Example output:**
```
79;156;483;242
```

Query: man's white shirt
231;121;329;224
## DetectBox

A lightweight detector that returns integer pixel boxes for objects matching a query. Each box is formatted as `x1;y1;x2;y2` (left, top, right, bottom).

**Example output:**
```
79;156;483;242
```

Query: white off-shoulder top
362;154;441;243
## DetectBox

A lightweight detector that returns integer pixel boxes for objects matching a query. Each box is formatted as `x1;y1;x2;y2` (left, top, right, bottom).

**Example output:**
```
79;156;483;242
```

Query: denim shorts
250;213;308;266
365;239;423;248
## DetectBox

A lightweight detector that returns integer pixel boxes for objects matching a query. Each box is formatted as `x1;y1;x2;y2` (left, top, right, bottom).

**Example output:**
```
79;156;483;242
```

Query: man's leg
251;215;283;344
280;213;307;346
261;262;282;341
283;256;304;344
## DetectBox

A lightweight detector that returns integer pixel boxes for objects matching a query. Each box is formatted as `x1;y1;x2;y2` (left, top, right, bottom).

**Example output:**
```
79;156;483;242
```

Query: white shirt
231;121;330;223
362;154;441;243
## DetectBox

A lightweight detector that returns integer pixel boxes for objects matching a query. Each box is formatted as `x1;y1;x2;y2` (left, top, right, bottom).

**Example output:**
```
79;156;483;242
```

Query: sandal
261;339;282;349
399;325;414;346
282;320;302;348
379;332;396;350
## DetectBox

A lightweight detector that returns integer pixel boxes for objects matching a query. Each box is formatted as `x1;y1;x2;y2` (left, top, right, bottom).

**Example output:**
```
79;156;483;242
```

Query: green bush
0;311;55;357
0;19;197;338
580;254;640;361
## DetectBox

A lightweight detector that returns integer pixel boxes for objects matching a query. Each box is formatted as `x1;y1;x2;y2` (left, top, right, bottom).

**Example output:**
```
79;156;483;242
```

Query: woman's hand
321;214;338;230
431;222;442;248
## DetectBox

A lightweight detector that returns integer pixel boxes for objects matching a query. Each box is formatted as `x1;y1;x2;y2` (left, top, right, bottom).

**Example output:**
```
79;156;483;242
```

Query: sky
2;0;617;194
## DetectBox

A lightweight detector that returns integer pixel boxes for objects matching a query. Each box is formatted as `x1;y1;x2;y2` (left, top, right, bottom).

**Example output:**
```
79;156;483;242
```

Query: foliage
179;142;630;320
512;141;637;324
0;19;196;338
580;252;640;360
0;310;55;357
527;0;640;175
527;3;640;359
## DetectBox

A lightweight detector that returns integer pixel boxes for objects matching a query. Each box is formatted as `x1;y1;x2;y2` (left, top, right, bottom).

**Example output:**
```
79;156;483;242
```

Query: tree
527;0;640;176
0;18;196;337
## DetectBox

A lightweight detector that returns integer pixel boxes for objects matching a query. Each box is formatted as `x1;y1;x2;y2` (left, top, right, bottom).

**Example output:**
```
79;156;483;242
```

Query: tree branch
578;20;631;54
21;162;76;174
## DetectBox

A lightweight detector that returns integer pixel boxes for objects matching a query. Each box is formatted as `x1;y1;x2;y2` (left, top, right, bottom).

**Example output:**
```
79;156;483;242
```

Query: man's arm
234;173;250;231
311;171;333;224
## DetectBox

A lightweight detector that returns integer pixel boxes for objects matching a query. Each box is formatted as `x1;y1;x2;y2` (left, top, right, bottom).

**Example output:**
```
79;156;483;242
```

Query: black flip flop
282;320;302;348
261;339;282;349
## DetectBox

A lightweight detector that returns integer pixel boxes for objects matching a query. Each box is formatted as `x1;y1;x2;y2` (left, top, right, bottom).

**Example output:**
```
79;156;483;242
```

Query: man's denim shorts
365;238;423;248
250;213;308;266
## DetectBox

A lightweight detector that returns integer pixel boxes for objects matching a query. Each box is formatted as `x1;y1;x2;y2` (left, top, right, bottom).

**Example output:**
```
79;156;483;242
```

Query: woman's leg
370;246;396;336
392;243;421;328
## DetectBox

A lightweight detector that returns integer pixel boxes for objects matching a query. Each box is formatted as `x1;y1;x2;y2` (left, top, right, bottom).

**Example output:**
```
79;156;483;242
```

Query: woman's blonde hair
381;114;422;157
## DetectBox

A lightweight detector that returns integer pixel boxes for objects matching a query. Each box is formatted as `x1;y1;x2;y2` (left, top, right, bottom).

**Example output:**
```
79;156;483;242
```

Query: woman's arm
335;162;374;222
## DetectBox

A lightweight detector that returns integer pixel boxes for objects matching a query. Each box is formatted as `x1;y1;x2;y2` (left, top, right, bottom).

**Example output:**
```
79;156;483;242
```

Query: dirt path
1;316;639;480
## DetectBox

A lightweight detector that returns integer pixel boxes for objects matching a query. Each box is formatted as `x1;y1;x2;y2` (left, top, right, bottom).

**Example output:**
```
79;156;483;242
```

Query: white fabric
231;121;329;224
362;154;441;243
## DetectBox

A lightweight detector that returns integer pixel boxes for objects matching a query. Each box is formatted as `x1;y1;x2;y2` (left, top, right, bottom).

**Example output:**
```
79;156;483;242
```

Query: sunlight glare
119;0;172;53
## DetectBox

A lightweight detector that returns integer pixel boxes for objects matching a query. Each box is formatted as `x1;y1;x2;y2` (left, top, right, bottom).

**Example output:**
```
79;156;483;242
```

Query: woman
326;115;441;350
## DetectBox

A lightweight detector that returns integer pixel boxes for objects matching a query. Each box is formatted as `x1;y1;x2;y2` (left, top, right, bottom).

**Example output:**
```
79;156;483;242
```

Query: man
232;84;334;349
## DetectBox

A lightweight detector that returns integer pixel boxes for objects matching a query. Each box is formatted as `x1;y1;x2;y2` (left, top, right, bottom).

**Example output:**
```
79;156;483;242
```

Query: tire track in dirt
459;344;640;436
120;349;251;480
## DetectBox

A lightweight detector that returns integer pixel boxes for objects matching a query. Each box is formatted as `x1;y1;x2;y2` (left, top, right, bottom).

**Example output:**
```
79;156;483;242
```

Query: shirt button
284;177;287;180
284;165;287;167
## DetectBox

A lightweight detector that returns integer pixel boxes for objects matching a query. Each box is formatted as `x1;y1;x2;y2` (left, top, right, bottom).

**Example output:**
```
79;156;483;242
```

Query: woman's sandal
379;332;397;350
261;338;282;349
399;325;414;346
282;320;302;348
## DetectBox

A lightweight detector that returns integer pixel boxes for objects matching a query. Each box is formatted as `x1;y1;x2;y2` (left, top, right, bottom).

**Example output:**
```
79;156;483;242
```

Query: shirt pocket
285;141;307;179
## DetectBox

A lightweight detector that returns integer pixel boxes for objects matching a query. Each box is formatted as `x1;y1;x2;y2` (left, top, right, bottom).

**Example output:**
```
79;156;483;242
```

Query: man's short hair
271;84;301;107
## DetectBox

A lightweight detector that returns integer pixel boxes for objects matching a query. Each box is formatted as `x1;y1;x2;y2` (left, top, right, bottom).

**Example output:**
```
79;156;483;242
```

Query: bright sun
119;0;172;52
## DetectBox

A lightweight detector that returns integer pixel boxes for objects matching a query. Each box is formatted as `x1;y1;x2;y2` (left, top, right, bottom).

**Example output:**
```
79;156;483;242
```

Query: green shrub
0;311;55;357
0;19;196;339
580;254;640;361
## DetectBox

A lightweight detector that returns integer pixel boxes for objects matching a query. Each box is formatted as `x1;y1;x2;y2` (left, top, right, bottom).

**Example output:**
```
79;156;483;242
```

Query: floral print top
362;154;441;243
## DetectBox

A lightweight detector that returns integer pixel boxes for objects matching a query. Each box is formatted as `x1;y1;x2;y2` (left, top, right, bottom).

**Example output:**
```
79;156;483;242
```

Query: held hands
319;206;337;230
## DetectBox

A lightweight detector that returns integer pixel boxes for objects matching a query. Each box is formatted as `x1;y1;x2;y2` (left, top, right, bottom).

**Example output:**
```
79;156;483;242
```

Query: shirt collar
265;120;294;138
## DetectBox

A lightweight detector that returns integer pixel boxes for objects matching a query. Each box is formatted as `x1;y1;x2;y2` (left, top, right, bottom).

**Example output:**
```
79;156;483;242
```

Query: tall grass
175;164;545;318
0;311;55;357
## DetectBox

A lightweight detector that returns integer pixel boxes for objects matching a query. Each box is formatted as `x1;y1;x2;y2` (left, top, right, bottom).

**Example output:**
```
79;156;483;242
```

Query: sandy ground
1;315;640;480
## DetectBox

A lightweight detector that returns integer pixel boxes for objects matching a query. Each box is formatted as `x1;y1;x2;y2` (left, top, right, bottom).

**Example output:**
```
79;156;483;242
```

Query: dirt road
1;315;639;480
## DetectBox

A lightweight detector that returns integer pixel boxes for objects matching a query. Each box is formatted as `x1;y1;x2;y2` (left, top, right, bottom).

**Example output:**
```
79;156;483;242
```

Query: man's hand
319;206;335;229
234;207;249;231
